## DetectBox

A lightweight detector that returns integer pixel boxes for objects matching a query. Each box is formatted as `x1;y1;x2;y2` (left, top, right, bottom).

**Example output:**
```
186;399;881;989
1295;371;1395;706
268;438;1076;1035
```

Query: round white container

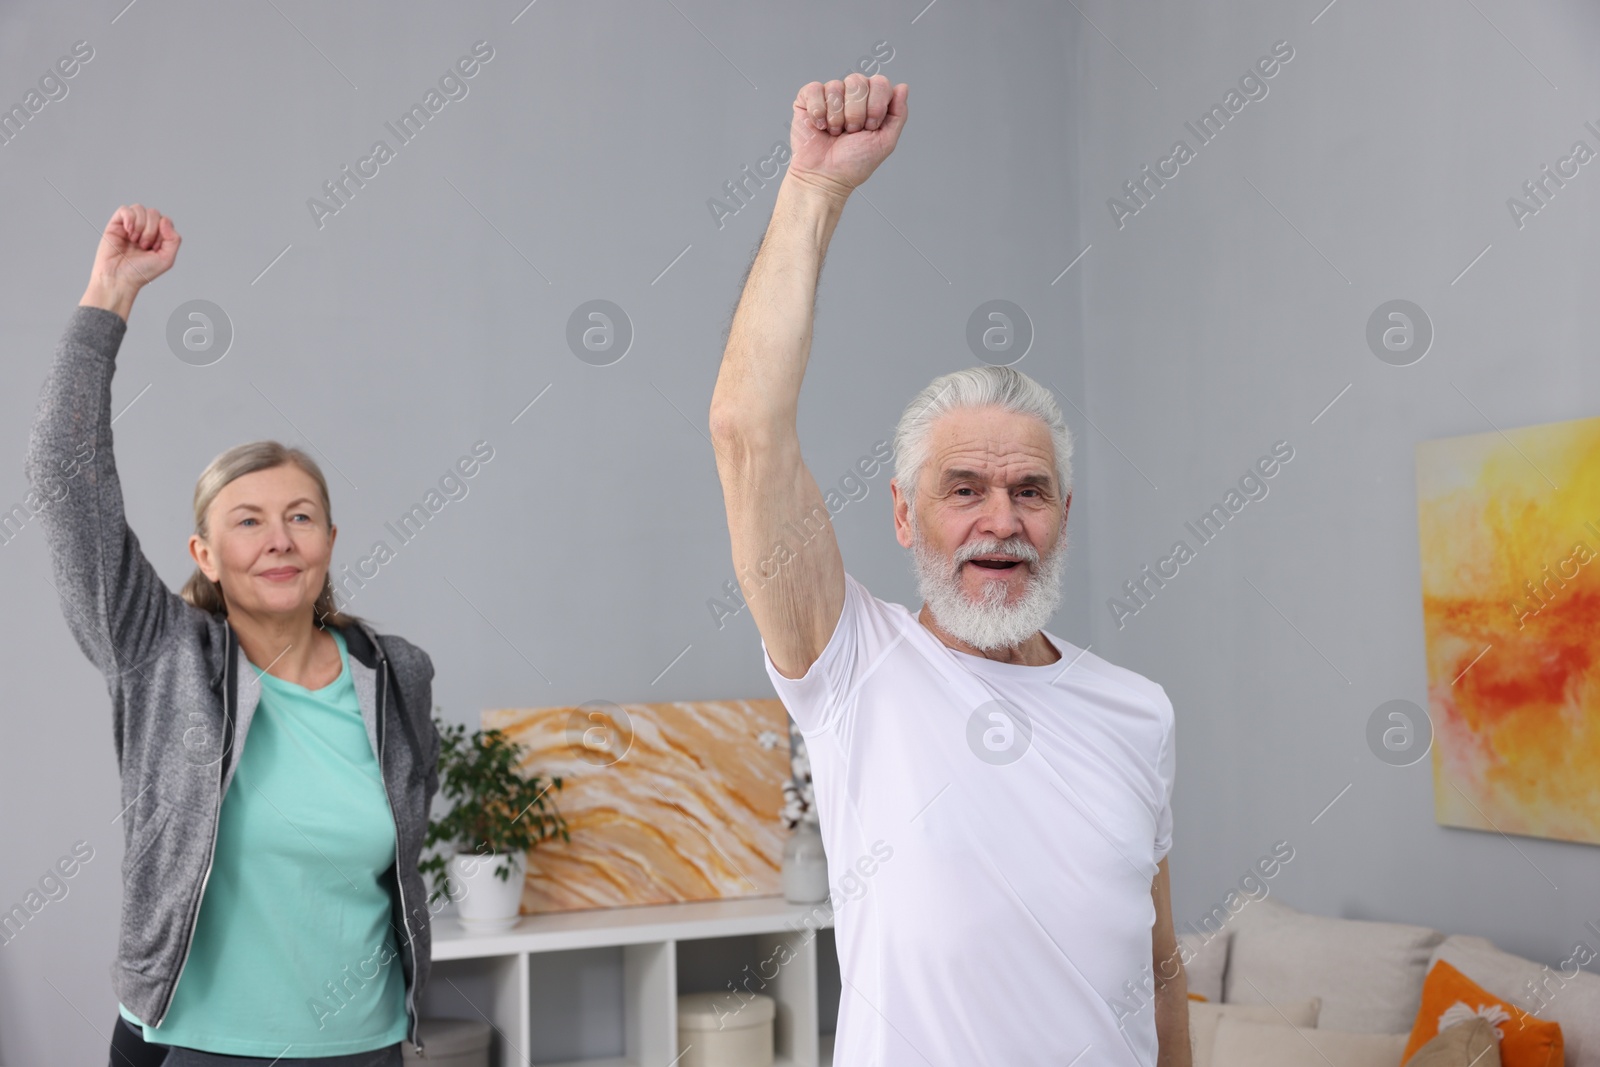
677;991;775;1067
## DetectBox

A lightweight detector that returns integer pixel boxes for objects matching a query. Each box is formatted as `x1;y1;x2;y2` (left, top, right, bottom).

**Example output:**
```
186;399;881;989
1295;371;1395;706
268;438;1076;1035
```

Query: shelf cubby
420;895;839;1066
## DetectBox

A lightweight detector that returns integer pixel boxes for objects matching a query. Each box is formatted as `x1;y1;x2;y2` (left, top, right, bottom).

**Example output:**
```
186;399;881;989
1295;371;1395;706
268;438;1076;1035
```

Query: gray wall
0;1;1082;1062
1075;0;1600;974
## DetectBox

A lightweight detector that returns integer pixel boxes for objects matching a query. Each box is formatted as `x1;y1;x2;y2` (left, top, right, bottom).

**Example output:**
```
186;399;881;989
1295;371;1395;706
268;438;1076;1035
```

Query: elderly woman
26;204;441;1067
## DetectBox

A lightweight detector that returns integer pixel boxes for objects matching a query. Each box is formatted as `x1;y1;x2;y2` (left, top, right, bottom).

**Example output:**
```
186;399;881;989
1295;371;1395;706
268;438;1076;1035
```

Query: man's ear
891;479;913;548
1063;491;1072;523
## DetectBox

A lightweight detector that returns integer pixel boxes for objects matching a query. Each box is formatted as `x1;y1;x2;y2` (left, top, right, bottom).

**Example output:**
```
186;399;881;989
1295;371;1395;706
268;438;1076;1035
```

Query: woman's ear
188;532;219;581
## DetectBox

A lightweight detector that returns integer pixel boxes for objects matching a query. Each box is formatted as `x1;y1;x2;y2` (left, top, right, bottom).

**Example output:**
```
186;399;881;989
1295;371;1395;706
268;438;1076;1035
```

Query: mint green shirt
119;628;407;1056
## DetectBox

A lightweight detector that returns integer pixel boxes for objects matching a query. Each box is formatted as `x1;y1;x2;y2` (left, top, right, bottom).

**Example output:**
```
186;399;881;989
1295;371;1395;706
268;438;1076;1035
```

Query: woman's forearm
27;302;187;680
79;277;135;323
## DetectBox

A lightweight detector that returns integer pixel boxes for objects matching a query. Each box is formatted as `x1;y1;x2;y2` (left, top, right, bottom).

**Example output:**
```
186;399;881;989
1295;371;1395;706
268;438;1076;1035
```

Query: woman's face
188;463;338;624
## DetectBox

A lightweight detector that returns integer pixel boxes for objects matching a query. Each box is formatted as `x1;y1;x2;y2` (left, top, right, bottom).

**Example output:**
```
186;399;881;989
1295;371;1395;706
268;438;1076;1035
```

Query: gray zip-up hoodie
24;305;442;1057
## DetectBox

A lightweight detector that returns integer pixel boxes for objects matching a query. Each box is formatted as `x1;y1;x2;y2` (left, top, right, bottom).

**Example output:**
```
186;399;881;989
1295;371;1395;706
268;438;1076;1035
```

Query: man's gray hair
892;365;1074;511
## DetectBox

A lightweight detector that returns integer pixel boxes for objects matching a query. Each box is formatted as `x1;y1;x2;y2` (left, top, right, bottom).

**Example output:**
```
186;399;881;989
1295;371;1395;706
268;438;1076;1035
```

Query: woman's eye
240;517;256;527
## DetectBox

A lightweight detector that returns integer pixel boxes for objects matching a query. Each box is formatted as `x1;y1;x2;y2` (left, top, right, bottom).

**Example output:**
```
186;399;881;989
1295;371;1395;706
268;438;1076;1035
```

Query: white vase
782;819;830;904
449;849;527;933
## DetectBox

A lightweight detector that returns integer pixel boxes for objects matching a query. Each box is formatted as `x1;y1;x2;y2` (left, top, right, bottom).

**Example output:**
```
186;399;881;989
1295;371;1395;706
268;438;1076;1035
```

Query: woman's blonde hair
180;440;362;630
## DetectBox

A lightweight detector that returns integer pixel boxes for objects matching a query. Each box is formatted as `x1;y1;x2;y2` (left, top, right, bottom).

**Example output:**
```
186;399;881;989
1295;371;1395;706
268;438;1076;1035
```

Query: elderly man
709;72;1191;1066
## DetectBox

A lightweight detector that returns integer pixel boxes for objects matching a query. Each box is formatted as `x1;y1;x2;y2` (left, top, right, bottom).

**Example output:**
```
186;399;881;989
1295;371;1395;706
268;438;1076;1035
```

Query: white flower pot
449;849;526;933
782;819;830;904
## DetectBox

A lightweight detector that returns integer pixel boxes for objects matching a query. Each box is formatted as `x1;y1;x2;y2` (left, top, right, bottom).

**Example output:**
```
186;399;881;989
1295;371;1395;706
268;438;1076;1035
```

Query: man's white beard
909;510;1069;654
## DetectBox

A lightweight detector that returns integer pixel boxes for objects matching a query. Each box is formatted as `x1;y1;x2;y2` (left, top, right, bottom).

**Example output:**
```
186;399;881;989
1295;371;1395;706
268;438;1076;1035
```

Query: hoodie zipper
376;642;425;1058
152;618;232;1028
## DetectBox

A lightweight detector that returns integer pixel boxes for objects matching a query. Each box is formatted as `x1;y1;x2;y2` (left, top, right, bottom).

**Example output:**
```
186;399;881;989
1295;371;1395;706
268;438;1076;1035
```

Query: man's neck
916;604;1061;666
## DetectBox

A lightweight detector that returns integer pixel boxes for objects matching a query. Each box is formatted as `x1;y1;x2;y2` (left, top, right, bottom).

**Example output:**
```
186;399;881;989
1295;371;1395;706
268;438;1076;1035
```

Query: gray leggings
160;1046;401;1067
112;1013;402;1067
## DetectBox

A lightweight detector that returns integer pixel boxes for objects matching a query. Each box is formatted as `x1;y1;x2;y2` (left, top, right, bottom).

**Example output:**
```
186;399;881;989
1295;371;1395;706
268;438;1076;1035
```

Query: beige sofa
1179;896;1600;1066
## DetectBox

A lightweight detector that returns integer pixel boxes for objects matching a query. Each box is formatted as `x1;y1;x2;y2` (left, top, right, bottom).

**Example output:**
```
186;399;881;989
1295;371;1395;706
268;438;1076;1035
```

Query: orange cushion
1402;959;1563;1067
1188;992;1208;1002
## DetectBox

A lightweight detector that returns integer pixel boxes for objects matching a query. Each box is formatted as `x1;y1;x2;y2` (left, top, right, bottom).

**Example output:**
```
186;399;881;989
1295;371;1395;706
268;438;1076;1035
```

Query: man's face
892;406;1071;652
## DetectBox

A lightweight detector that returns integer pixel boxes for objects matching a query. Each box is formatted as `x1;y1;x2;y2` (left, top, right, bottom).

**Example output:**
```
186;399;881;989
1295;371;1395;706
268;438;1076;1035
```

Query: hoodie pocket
118;794;209;977
123;794;172;869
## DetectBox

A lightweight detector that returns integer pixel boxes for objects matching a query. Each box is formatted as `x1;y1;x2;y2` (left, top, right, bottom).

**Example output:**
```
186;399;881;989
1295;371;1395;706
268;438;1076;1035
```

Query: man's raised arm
709;73;908;681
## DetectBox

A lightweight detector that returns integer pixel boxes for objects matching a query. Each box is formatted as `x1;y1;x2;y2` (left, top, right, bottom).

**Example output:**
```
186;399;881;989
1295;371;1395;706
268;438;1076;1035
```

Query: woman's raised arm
24;205;186;679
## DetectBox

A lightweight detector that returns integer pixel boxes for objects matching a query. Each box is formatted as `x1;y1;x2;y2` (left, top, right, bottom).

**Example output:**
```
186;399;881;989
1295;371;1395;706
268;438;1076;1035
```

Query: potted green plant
419;716;570;932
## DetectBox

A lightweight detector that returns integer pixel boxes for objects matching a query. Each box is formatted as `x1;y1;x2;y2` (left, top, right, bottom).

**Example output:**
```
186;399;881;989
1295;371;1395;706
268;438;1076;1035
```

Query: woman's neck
228;609;338;687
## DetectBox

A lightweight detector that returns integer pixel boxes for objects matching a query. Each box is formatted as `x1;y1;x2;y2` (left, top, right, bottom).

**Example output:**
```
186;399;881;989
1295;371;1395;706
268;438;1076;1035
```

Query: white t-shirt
762;571;1176;1067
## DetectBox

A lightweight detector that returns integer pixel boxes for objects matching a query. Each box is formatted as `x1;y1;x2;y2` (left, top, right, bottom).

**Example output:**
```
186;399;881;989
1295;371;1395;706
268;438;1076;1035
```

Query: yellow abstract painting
482;698;792;914
1416;414;1600;847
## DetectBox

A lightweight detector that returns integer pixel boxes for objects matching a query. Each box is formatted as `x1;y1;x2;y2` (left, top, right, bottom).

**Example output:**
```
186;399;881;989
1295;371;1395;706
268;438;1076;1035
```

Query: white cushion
1189;998;1320;1067
1177;929;1230;1003
1430;934;1600;1067
1212;1017;1409;1067
1222;896;1443;1032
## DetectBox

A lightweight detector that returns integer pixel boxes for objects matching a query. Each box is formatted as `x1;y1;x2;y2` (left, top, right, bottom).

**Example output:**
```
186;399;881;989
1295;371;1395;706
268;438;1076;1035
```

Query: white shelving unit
422;895;839;1067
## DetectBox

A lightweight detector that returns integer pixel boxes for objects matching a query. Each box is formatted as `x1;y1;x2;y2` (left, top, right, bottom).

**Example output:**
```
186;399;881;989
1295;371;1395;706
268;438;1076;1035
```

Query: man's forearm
710;175;848;437
1154;966;1192;1067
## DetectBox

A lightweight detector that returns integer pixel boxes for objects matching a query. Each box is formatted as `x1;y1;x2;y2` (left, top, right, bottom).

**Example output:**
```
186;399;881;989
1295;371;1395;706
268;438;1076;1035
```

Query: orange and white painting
1415;414;1600;847
482;698;793;913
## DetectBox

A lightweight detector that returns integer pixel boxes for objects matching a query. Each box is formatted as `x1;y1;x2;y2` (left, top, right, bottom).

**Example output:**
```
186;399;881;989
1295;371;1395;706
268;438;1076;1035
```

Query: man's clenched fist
787;73;909;202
